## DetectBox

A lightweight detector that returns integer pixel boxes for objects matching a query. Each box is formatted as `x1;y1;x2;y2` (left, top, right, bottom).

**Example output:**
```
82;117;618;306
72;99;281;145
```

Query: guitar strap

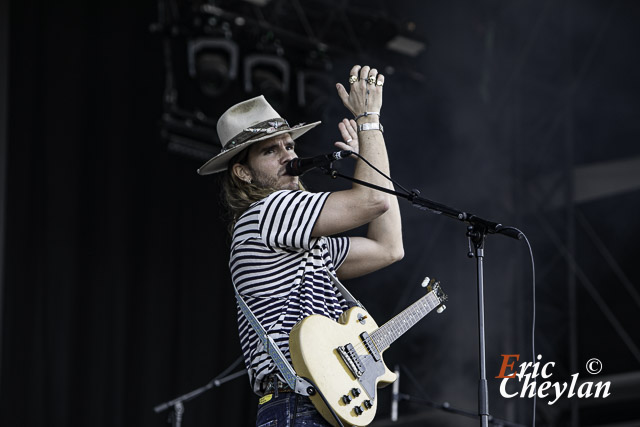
327;269;364;310
233;268;362;396
233;283;313;395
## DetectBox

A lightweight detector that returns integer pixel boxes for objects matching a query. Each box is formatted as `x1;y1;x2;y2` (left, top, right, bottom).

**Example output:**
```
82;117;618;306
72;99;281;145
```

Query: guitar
289;277;447;426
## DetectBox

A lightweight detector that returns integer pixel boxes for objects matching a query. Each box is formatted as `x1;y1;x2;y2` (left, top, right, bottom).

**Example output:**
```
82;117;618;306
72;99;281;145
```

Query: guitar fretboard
371;291;441;351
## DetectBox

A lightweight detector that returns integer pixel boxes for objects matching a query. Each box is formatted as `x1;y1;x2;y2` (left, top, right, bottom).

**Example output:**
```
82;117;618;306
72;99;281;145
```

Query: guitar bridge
337;343;365;378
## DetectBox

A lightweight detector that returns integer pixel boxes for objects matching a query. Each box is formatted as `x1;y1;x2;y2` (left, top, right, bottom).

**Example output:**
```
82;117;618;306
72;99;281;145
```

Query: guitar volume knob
363;399;373;409
354;405;364;415
342;394;352;404
351;387;361;397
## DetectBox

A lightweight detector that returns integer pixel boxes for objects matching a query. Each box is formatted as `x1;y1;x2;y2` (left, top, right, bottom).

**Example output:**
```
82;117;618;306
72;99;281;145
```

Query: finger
369;68;378;78
350;64;361;78
338;120;353;141
334;141;350;151
341;118;357;137
335;141;357;156
335;83;349;104
359;65;370;81
375;74;385;90
344;119;358;139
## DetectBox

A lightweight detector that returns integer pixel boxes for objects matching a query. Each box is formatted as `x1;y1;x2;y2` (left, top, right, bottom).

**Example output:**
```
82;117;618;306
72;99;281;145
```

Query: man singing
198;65;403;426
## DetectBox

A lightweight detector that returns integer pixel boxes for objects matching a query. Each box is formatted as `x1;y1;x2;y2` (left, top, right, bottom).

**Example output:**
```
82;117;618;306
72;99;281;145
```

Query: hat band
222;118;291;151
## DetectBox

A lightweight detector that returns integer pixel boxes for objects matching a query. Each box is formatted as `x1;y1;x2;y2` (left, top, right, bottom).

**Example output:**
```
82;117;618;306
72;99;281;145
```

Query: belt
259;376;296;406
264;374;295;394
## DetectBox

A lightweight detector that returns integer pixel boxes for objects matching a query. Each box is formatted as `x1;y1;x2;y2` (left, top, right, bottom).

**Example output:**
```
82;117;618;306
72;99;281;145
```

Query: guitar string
347;298;437;355
351;297;434;353
345;292;439;355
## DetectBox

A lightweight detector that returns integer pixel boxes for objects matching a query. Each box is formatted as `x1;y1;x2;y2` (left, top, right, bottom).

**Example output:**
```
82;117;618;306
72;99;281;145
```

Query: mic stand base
154;356;247;427
398;393;526;427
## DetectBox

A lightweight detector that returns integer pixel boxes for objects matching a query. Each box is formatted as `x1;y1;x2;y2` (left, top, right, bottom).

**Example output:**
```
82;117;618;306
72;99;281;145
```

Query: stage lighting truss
296;69;332;108
154;0;427;162
160;106;220;162
187;38;239;97
243;54;290;96
295;69;336;121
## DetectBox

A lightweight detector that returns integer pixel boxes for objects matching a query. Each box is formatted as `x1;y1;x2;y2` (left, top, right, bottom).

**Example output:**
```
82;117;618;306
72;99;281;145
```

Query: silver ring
346;138;353;143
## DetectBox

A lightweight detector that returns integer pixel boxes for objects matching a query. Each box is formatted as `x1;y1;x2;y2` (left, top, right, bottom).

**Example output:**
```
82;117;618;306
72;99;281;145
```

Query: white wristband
357;122;384;133
354;112;380;121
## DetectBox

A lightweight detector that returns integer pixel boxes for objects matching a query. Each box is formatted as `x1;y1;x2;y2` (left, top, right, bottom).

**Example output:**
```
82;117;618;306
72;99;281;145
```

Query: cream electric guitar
289;278;447;427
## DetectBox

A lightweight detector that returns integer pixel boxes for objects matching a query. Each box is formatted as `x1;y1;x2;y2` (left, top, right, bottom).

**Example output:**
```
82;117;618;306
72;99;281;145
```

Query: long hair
221;147;304;234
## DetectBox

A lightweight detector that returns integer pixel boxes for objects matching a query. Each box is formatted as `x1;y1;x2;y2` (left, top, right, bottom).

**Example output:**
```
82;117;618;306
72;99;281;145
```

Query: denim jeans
256;392;332;427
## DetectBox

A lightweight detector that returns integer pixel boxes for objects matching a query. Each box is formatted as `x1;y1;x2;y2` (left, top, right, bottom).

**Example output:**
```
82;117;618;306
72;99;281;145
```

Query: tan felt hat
197;95;321;175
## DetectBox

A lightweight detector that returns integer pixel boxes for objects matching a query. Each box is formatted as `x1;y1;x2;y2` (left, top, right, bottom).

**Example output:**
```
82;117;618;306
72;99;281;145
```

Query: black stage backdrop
4;1;640;427
1;1;255;426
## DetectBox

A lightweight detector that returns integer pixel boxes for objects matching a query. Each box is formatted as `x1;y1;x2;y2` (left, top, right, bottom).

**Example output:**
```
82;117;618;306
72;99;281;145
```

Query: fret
372;290;442;352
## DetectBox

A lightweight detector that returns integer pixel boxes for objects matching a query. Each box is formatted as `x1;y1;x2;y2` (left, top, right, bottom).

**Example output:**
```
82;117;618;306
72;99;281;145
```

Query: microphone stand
324;166;522;427
154;356;247;427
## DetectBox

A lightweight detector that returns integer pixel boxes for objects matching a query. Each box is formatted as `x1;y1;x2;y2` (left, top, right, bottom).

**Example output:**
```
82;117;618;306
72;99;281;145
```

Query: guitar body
289;306;397;427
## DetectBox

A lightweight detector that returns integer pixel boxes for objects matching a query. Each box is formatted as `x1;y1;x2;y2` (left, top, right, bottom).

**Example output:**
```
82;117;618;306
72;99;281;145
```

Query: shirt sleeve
325;236;351;270
258;190;330;250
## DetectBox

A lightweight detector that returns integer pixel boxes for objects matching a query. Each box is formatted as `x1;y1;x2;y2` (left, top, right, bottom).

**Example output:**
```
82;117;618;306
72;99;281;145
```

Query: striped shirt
230;190;351;395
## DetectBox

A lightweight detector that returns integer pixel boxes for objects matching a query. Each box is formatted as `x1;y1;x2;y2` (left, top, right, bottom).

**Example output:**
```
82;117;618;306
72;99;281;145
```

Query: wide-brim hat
197;95;321;175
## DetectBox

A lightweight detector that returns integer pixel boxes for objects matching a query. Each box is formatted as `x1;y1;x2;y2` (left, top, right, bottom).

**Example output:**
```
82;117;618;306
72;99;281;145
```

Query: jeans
256;392;332;427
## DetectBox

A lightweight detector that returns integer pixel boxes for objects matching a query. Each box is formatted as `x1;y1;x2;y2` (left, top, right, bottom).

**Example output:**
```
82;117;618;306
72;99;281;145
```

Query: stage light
296;69;333;120
243;54;290;109
386;35;425;57
188;38;239;97
386;21;426;57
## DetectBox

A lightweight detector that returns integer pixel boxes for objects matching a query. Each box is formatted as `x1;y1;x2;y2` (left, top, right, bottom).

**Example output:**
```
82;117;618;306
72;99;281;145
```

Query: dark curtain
1;1;255;426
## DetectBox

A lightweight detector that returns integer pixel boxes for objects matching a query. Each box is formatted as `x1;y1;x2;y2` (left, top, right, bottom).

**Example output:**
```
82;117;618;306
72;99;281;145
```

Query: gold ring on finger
367;76;376;85
349;75;358;84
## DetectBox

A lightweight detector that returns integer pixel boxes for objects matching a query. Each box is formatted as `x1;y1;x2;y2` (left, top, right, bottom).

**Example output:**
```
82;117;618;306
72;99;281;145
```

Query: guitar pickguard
356;353;385;401
337;332;385;401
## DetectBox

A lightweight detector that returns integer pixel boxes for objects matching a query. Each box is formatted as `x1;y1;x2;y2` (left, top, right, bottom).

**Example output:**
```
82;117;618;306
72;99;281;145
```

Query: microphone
285;150;353;176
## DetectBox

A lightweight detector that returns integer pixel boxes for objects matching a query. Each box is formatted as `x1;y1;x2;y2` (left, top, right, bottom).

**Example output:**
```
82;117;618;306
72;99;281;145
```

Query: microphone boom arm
326;169;521;240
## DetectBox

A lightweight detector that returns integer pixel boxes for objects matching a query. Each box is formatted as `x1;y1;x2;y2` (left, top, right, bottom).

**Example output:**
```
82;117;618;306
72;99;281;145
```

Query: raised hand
335;65;384;118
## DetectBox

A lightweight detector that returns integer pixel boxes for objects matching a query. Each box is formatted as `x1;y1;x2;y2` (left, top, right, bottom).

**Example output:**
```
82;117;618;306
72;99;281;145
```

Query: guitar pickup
337;343;365;378
359;331;381;361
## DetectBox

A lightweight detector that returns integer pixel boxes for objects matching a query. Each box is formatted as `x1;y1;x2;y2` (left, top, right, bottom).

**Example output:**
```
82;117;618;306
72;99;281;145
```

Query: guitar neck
371;290;441;351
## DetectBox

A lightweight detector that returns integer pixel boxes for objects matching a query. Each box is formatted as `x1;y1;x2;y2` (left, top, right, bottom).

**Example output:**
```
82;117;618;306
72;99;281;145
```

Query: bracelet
357;122;384;133
354;111;380;121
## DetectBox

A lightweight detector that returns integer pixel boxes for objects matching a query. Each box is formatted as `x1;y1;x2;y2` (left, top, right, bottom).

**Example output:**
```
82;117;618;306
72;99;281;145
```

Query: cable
350;152;412;196
300;376;345;427
501;227;536;426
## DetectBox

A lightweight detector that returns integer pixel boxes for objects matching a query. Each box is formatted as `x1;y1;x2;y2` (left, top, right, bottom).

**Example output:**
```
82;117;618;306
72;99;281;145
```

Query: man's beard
249;167;298;191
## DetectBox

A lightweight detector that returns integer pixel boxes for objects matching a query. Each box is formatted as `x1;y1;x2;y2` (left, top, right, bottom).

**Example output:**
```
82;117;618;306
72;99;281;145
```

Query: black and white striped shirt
230;190;351;394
